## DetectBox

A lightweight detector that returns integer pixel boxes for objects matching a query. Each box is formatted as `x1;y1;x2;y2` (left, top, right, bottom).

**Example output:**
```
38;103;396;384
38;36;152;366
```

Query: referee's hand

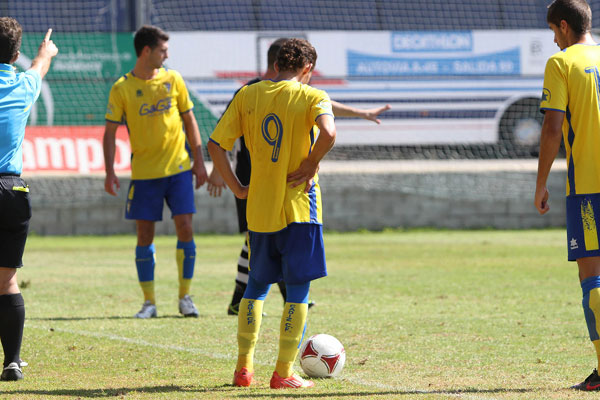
38;29;58;58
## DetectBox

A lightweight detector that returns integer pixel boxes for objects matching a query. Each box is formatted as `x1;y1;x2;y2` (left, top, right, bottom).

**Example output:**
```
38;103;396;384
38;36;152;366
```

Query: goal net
9;0;590;174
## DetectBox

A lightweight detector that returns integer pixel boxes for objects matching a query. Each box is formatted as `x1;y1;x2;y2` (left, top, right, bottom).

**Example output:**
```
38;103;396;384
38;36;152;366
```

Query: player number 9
261;113;283;162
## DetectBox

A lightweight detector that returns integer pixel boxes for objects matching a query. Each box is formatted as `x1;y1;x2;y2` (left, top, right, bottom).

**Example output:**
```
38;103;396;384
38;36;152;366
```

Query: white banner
168;30;558;78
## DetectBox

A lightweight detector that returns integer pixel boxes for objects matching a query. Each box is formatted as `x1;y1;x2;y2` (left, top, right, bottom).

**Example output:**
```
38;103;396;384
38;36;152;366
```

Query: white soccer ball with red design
299;334;345;378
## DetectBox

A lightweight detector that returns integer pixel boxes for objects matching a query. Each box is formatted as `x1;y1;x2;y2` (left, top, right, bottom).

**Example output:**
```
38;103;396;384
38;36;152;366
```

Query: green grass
0;230;596;399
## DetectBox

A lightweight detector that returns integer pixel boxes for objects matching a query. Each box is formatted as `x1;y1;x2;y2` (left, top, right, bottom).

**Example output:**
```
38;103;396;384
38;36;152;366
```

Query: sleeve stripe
540;107;566;113
315;112;334;122
105;118;122;124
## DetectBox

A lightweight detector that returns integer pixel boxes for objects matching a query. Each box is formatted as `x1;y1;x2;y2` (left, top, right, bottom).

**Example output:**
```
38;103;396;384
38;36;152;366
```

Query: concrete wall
24;161;567;235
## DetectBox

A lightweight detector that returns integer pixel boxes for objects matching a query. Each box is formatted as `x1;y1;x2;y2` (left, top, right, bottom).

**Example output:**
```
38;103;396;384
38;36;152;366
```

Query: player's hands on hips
288;159;319;193
534;185;550;215
38;29;58;58
364;104;391;124
206;167;226;197
104;172;120;196
192;162;208;189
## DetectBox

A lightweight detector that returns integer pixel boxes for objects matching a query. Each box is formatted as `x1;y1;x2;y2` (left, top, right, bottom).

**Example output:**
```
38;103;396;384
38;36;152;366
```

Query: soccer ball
299;334;345;378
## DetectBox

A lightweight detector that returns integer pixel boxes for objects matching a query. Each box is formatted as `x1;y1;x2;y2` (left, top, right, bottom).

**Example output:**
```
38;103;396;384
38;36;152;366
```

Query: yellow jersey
541;44;600;195
105;68;194;180
210;79;334;233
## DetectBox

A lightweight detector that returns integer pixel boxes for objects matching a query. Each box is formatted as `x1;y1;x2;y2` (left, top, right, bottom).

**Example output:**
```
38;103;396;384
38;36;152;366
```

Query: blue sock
285;282;310;304
135;244;155;282
177;240;196;279
244;276;271;300
581;276;600;341
177;240;196;298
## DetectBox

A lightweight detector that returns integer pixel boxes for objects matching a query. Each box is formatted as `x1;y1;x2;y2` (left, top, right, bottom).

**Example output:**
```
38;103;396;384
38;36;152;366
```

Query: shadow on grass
234;387;535;397
1;384;238;398
1;384;539;398
27;315;184;321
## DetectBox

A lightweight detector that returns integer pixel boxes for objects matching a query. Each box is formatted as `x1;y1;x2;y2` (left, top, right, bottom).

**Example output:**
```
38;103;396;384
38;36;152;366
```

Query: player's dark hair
0;17;22;64
275;38;317;73
134;25;169;57
547;0;592;36
267;38;288;70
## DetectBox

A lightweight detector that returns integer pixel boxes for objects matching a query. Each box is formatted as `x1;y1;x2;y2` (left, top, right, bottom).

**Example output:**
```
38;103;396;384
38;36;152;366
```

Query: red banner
23;126;131;174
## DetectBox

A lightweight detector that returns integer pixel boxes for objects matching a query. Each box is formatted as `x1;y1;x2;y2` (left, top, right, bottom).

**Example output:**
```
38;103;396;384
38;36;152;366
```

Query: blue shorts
125;170;195;221
248;223;327;285
566;193;600;261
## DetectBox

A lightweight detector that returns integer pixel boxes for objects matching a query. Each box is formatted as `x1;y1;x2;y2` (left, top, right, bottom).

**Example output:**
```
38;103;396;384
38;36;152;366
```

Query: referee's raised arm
29;28;58;78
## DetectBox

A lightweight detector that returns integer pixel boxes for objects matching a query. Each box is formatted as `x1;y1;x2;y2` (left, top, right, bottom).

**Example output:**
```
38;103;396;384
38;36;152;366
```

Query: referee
0;18;57;381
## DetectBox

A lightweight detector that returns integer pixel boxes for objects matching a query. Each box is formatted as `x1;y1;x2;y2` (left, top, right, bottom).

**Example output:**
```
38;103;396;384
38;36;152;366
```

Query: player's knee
0;268;18;295
174;216;194;240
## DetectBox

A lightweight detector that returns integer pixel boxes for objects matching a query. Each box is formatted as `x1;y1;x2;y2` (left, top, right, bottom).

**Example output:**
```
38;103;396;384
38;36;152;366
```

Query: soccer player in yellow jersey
208;38;335;389
536;0;600;390
211;38;391;316
103;26;209;319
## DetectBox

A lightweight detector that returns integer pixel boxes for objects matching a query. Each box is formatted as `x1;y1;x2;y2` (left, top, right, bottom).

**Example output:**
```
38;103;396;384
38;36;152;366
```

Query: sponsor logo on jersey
139;97;172;116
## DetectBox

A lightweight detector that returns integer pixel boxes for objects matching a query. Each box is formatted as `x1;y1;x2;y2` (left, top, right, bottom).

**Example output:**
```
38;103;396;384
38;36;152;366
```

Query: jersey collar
0;63;15;76
130;67;165;81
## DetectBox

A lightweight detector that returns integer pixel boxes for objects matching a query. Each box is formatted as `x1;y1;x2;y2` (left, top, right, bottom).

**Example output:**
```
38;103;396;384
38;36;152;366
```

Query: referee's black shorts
0;175;31;268
234;138;251;233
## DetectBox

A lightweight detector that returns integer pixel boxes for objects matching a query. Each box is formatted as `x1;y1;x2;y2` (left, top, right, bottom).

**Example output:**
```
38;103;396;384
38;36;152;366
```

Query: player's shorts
248;223;327;285
0;175;31;268
234;137;251;233
125;170;195;221
566;193;600;261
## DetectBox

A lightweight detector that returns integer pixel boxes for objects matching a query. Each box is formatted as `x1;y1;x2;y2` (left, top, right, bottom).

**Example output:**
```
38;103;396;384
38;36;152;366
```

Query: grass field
0;229;597;399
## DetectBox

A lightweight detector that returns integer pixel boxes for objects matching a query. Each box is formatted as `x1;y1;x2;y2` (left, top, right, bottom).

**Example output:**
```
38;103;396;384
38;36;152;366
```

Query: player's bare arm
331;101;391;124
29;29;58;79
207;141;248;199
535;109;564;215
181;111;208;189
102;121;121;196
287;114;336;193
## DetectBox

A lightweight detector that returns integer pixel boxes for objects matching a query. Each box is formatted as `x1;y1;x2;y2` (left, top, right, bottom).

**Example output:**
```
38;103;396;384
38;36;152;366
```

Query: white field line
26;324;502;399
26;324;236;363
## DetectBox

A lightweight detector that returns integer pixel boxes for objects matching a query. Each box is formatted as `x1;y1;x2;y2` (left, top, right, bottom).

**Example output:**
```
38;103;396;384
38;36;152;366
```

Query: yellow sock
593;340;600;370
236;298;264;373
139;281;155;304
275;302;308;378
589;288;600;369
176;248;192;299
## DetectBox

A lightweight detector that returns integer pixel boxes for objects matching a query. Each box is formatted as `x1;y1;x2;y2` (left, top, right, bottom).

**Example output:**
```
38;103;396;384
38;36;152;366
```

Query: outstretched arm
535;110;564;215
331;100;391;124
